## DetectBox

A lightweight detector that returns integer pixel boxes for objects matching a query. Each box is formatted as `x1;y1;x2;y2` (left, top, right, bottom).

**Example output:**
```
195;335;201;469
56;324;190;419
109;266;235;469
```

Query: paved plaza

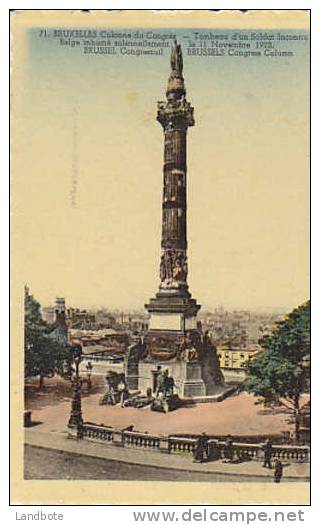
24;377;310;483
24;445;272;482
25;376;305;437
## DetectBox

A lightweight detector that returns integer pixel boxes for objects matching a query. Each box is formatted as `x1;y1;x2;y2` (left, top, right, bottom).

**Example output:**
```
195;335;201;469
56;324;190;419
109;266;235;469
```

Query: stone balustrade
76;422;309;463
271;445;309;462
215;441;261;461
209;441;309;463
82;422;113;442
122;430;161;449
168;436;197;454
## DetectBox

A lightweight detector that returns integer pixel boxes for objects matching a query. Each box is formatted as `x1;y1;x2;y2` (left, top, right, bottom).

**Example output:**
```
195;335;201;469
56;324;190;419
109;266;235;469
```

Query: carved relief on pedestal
160;249;188;288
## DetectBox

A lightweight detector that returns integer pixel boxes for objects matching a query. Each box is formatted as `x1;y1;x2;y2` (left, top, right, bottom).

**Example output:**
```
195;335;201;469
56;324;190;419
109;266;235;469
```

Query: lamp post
68;344;83;428
86;361;93;392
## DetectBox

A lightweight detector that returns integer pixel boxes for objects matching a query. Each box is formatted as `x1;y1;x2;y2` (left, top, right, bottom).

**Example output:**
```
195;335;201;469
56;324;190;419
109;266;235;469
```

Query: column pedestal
137;359;206;399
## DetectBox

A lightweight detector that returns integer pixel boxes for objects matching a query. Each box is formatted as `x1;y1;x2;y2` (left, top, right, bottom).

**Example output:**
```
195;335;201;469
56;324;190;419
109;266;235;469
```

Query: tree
24;288;72;388
245;301;310;442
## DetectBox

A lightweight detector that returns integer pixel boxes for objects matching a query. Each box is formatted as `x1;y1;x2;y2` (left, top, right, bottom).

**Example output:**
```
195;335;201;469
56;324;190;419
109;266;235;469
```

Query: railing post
67;425;78;440
113;430;124;446
159;437;169;453
257;446;264;462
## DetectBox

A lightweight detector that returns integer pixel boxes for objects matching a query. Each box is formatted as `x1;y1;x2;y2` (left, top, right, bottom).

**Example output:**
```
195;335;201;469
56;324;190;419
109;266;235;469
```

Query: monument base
138;360;208;399
124;326;225;401
149;312;198;332
145;286;201;332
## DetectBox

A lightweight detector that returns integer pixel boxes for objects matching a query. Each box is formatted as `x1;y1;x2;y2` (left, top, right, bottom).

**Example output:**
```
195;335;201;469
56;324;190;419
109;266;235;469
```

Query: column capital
157;99;195;131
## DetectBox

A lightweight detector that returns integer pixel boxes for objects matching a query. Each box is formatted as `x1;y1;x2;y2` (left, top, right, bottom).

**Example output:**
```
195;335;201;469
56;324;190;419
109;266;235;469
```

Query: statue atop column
170;40;183;77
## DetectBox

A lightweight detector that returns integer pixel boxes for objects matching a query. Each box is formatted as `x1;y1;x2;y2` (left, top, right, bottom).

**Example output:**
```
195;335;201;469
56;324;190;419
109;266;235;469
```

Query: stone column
157;41;194;295
145;41;200;332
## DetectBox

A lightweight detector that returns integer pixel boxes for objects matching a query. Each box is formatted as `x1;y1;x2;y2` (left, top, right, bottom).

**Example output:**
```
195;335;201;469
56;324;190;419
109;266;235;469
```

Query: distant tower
49;297;68;345
55;297;66;314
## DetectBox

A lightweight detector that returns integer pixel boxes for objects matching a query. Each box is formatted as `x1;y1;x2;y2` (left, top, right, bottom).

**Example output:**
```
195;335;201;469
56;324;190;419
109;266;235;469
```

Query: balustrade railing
168;437;197;454
220;442;261;461
77;422;309;462
122;430;161;449
82;423;114;442
271;445;309;462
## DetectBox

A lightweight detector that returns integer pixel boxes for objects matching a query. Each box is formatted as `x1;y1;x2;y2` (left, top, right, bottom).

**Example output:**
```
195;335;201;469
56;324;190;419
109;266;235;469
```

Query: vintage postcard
10;10;310;505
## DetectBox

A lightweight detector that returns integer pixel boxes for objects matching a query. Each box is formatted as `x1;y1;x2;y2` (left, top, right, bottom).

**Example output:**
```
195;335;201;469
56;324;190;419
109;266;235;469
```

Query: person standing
262;438;273;469
207;440;219;461
193;433;209;463
274;459;283;483
117;376;127;407
156;369;166;397
223;435;234;463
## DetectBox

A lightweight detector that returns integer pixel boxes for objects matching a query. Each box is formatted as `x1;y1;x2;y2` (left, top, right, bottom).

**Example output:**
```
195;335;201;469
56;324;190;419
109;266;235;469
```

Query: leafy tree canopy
245;301;310;439
24;288;72;386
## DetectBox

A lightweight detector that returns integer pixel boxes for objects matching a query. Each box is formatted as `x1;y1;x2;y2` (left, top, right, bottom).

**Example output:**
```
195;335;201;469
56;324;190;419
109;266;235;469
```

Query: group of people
193;433;233;464
100;372;128;407
155;368;175;399
193;434;283;483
